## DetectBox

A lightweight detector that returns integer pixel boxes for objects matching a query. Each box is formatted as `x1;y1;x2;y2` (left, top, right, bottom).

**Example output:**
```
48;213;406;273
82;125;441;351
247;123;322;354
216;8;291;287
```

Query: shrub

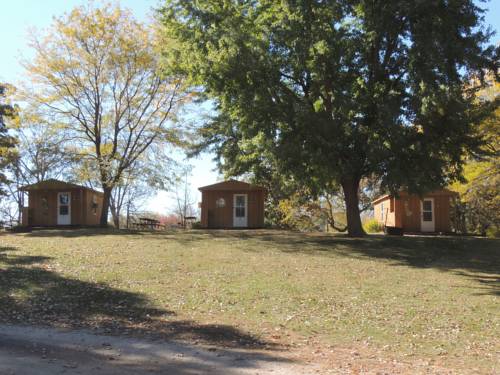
364;218;383;233
486;226;500;238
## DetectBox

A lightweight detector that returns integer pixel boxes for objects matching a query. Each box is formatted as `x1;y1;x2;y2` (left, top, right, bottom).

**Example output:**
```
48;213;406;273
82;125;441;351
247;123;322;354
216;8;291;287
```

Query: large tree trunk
109;200;121;229
111;208;120;229
113;215;120;229
341;177;366;237
100;186;112;227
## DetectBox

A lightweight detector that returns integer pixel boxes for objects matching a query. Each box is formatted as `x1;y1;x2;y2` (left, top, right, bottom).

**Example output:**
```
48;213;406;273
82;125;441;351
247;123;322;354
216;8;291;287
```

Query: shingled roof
198;179;266;192
20;179;102;194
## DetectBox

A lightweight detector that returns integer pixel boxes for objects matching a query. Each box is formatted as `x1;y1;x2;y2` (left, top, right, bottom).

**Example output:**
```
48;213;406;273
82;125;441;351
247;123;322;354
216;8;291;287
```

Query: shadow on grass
23;227;147;237
14;228;500;296
173;230;500;296
0;246;281;355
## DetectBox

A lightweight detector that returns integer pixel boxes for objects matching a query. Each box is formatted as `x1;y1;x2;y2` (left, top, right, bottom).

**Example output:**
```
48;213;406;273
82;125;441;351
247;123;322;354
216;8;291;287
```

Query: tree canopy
22;3;189;225
160;0;498;236
0;84;18;197
450;78;499;236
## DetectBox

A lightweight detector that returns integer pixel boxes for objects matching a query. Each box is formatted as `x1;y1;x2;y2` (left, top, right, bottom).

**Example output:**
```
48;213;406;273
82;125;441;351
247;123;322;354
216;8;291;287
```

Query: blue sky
1;0;499;214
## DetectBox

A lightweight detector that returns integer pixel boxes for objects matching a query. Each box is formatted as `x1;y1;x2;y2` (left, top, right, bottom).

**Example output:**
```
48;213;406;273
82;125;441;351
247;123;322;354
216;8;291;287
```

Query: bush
486;226;500;238
364;218;383;233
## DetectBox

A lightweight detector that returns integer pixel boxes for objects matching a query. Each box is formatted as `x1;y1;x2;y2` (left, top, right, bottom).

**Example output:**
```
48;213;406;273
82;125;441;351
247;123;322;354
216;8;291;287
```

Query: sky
1;0;499;215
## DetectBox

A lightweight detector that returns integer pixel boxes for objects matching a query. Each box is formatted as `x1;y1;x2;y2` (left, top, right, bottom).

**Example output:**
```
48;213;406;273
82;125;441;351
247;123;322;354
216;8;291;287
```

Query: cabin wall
401;194;453;232
373;197;396;227
200;190;265;228
28;189;83;226
400;196;421;232
432;195;453;232
374;193;454;233
26;188;103;227
83;189;103;226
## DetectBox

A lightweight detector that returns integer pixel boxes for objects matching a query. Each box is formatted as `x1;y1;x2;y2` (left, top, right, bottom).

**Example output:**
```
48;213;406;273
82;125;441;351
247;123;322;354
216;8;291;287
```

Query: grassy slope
0;229;498;371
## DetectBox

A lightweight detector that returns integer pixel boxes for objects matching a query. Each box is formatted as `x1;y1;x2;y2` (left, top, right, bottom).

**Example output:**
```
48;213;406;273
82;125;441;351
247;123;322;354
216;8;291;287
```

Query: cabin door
420;198;435;232
57;192;71;225
233;194;248;227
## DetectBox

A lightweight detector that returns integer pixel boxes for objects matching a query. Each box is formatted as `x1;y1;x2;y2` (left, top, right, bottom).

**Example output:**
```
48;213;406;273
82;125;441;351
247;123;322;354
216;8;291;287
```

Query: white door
420;198;435;232
233;194;248;227
57;192;71;225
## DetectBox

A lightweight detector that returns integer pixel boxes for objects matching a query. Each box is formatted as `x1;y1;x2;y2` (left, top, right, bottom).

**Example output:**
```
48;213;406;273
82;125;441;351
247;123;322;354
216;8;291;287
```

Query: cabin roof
371;189;458;205
198;179;266;192
20;179;103;194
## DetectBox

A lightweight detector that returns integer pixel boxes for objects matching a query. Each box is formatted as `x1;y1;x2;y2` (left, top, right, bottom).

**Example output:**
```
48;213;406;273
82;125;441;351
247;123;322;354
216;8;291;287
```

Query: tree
5;110;71;223
22;3;188;226
0;84;18;197
14;113;70;184
173;166;197;228
277;176;380;232
450;79;499;236
160;0;498;236
108;145;177;228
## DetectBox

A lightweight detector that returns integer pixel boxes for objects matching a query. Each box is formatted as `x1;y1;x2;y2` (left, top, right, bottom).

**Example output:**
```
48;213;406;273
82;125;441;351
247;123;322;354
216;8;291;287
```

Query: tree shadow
23;227;147;237
13;229;500;296
251;232;500;296
168;230;500;296
0;245;282;353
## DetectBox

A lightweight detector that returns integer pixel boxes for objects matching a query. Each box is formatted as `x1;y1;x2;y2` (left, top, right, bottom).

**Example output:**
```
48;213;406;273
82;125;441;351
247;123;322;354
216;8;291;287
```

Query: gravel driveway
0;324;321;375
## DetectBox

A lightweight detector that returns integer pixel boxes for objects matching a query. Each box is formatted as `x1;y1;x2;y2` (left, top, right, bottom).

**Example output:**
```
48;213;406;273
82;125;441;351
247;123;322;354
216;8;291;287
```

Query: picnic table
131;217;164;230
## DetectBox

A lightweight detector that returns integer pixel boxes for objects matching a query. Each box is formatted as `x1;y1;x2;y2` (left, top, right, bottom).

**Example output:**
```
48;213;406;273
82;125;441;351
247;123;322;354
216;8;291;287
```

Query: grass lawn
0;229;498;372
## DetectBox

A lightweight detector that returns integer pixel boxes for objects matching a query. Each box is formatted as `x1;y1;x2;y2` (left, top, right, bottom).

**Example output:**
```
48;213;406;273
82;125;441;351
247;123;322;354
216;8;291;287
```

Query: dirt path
0;324;324;375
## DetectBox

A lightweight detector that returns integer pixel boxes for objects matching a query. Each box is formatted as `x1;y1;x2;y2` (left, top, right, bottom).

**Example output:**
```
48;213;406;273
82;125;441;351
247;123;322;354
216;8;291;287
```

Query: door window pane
234;195;246;217
235;196;245;207
59;206;69;215
423;200;432;211
235;207;245;217
59;194;69;204
423;211;432;221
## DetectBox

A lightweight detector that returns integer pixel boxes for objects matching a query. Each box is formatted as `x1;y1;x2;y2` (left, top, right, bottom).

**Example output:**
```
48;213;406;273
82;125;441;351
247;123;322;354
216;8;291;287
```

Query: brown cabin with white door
199;180;266;229
372;189;458;233
20;179;104;227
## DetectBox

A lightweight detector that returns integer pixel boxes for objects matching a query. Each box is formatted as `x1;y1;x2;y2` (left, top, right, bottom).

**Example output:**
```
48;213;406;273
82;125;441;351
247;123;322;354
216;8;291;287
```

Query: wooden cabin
199;180;266;229
20;179;104;227
372;189;458;233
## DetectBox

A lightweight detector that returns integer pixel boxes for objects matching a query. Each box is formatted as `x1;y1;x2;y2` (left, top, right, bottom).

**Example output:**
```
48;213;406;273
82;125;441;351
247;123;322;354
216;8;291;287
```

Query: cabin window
41;197;49;215
380;202;384;221
91;195;98;215
216;198;225;208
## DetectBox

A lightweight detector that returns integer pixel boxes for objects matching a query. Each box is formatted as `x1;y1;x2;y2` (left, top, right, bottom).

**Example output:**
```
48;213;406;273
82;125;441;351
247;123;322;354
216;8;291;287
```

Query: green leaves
0;84;19;195
159;0;498;234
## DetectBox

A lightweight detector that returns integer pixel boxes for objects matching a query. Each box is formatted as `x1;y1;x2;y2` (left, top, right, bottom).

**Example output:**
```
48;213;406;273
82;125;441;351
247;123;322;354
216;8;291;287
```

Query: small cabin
372;189;458;233
20;179;104;227
199;180;266;229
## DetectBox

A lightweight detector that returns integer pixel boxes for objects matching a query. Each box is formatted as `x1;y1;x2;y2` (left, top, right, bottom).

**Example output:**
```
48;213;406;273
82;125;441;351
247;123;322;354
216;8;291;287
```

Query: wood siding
26;188;103;227
373;190;455;233
200;190;265;228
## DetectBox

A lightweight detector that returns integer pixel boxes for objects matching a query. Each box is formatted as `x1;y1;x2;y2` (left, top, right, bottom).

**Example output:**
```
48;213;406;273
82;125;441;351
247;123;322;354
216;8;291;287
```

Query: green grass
0;229;498;371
